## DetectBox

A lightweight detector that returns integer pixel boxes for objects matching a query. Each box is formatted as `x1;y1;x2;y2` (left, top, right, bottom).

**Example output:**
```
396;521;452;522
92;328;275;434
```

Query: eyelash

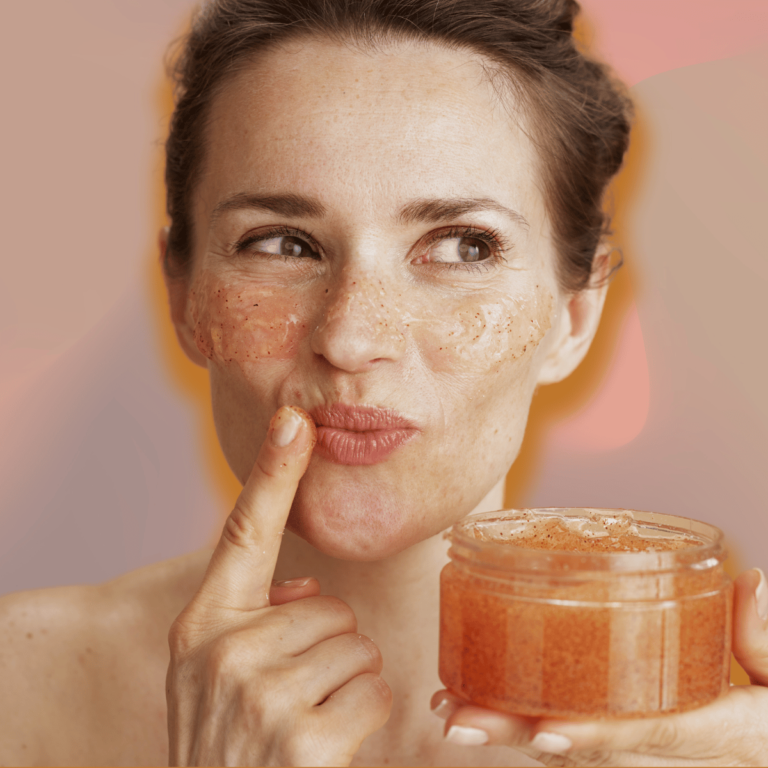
421;225;509;273
234;225;320;260
233;224;509;273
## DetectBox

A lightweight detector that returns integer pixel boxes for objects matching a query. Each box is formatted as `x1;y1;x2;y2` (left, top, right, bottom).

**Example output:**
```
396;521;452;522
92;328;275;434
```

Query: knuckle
167;614;199;659
317;595;358;630
360;671;393;711
570;751;617;767
254;454;281;480
647;718;681;751
262;608;304;644
239;679;275;722
734;642;768;674
221;504;255;550
260;658;304;700
207;632;248;680
523;752;572;767
291;726;344;767
374;674;394;708
305;707;373;765
355;633;383;669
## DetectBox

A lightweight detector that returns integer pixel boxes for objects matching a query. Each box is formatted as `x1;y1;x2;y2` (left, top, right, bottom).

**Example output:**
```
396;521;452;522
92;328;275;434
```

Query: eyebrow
210;192;327;225
210;192;529;232
397;197;530;232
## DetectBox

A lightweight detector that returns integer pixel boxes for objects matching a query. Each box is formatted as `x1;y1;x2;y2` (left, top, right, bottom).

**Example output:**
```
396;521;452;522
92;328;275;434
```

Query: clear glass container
439;508;732;719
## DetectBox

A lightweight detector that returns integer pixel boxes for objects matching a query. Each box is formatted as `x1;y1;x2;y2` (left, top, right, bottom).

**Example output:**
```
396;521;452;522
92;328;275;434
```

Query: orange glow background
1;3;767;693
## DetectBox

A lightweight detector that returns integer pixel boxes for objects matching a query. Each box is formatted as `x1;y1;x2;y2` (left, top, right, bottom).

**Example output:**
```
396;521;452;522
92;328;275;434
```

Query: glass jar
439;508;732;719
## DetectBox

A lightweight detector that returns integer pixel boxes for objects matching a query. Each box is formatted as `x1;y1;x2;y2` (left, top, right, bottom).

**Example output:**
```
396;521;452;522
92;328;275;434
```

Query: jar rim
447;508;727;574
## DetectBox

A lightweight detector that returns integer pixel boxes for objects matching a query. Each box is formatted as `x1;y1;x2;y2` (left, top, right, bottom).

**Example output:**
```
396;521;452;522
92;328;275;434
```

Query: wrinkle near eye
189;269;310;364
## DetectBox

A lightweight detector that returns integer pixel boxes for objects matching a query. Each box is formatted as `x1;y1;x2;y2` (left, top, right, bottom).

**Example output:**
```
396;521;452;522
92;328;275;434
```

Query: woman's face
172;37;584;560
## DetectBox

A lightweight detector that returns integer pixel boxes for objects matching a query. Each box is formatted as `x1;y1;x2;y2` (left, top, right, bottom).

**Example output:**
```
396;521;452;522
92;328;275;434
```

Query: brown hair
164;0;632;292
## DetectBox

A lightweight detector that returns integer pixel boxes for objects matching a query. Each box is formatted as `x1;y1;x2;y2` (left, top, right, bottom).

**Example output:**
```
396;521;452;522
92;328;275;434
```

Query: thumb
732;568;768;686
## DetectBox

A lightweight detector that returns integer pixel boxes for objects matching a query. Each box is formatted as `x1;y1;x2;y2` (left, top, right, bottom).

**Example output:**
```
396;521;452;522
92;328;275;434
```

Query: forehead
199;36;546;229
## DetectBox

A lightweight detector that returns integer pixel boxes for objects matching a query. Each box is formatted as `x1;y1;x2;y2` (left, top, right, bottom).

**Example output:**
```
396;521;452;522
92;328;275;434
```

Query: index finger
193;405;316;613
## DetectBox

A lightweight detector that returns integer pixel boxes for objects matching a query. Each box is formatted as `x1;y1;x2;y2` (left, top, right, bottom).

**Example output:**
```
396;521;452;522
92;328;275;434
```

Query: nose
310;272;407;372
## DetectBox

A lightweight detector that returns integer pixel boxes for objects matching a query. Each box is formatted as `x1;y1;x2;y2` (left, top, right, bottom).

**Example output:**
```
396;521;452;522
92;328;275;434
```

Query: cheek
413;288;554;377
189;271;310;366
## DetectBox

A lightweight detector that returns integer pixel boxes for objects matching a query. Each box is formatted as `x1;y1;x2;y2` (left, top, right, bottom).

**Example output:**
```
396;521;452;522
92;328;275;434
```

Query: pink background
1;0;766;617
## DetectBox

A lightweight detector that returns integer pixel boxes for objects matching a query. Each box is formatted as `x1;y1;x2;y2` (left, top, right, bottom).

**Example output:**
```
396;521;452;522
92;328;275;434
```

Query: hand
166;406;392;767
432;568;768;766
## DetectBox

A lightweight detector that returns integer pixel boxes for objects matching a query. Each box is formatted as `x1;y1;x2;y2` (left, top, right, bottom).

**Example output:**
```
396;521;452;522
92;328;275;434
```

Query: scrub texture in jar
438;508;732;719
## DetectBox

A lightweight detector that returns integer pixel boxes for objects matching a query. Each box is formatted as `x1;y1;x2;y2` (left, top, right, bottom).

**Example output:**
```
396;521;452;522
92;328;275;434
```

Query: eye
427;236;492;264
253;235;318;259
236;229;320;260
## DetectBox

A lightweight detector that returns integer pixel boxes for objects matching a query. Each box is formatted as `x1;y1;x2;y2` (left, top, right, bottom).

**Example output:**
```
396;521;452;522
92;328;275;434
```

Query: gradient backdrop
1;1;767;687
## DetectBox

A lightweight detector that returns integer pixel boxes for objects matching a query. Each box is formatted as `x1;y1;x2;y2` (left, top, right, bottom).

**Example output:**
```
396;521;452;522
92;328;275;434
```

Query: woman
1;0;766;765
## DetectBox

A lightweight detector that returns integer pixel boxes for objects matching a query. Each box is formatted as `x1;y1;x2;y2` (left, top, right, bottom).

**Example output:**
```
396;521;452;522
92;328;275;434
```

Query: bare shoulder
0;582;105;764
0;550;210;766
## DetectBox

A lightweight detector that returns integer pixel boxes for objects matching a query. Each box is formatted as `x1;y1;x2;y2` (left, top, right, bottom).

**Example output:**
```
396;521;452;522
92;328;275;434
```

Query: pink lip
308;404;419;466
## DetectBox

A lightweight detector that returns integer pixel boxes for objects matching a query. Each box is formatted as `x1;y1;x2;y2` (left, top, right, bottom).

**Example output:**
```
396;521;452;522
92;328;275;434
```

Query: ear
536;247;613;386
159;227;208;369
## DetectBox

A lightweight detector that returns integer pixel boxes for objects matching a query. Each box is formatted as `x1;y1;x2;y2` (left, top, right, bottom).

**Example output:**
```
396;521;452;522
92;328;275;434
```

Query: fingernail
755;568;768;621
445;725;489;746
272;408;303;447
273;576;313;588
431;698;453;719
530;732;573;754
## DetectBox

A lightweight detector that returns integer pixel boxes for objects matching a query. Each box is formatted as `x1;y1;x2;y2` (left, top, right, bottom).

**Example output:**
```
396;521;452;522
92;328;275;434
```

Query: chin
286;468;439;561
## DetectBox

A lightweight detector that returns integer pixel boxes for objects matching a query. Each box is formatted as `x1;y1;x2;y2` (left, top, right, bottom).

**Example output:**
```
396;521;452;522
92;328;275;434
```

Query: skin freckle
189;268;311;370
169;39;579;570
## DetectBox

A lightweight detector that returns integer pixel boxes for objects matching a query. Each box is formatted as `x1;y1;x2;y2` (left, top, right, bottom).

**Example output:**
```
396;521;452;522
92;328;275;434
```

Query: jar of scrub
439;508;732;718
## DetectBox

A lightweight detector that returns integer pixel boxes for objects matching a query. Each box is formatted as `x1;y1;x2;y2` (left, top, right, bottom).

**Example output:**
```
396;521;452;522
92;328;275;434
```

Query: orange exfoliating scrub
439;509;732;718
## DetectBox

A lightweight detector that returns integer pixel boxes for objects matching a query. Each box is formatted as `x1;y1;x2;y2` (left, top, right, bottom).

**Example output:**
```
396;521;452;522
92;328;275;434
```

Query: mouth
308;403;419;466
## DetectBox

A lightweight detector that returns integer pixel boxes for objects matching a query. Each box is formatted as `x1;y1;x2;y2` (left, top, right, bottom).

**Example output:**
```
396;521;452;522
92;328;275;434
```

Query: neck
273;478;506;688
274;478;505;605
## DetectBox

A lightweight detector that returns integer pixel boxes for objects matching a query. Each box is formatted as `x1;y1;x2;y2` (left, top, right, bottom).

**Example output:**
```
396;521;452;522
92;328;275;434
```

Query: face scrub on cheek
411;286;555;380
189;257;555;378
439;509;732;719
189;269;310;365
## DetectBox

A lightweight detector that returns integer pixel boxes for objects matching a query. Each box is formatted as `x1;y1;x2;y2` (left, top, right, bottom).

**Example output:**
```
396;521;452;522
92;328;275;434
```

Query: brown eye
278;236;312;258
457;238;488;262
429;236;491;264
247;234;319;260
